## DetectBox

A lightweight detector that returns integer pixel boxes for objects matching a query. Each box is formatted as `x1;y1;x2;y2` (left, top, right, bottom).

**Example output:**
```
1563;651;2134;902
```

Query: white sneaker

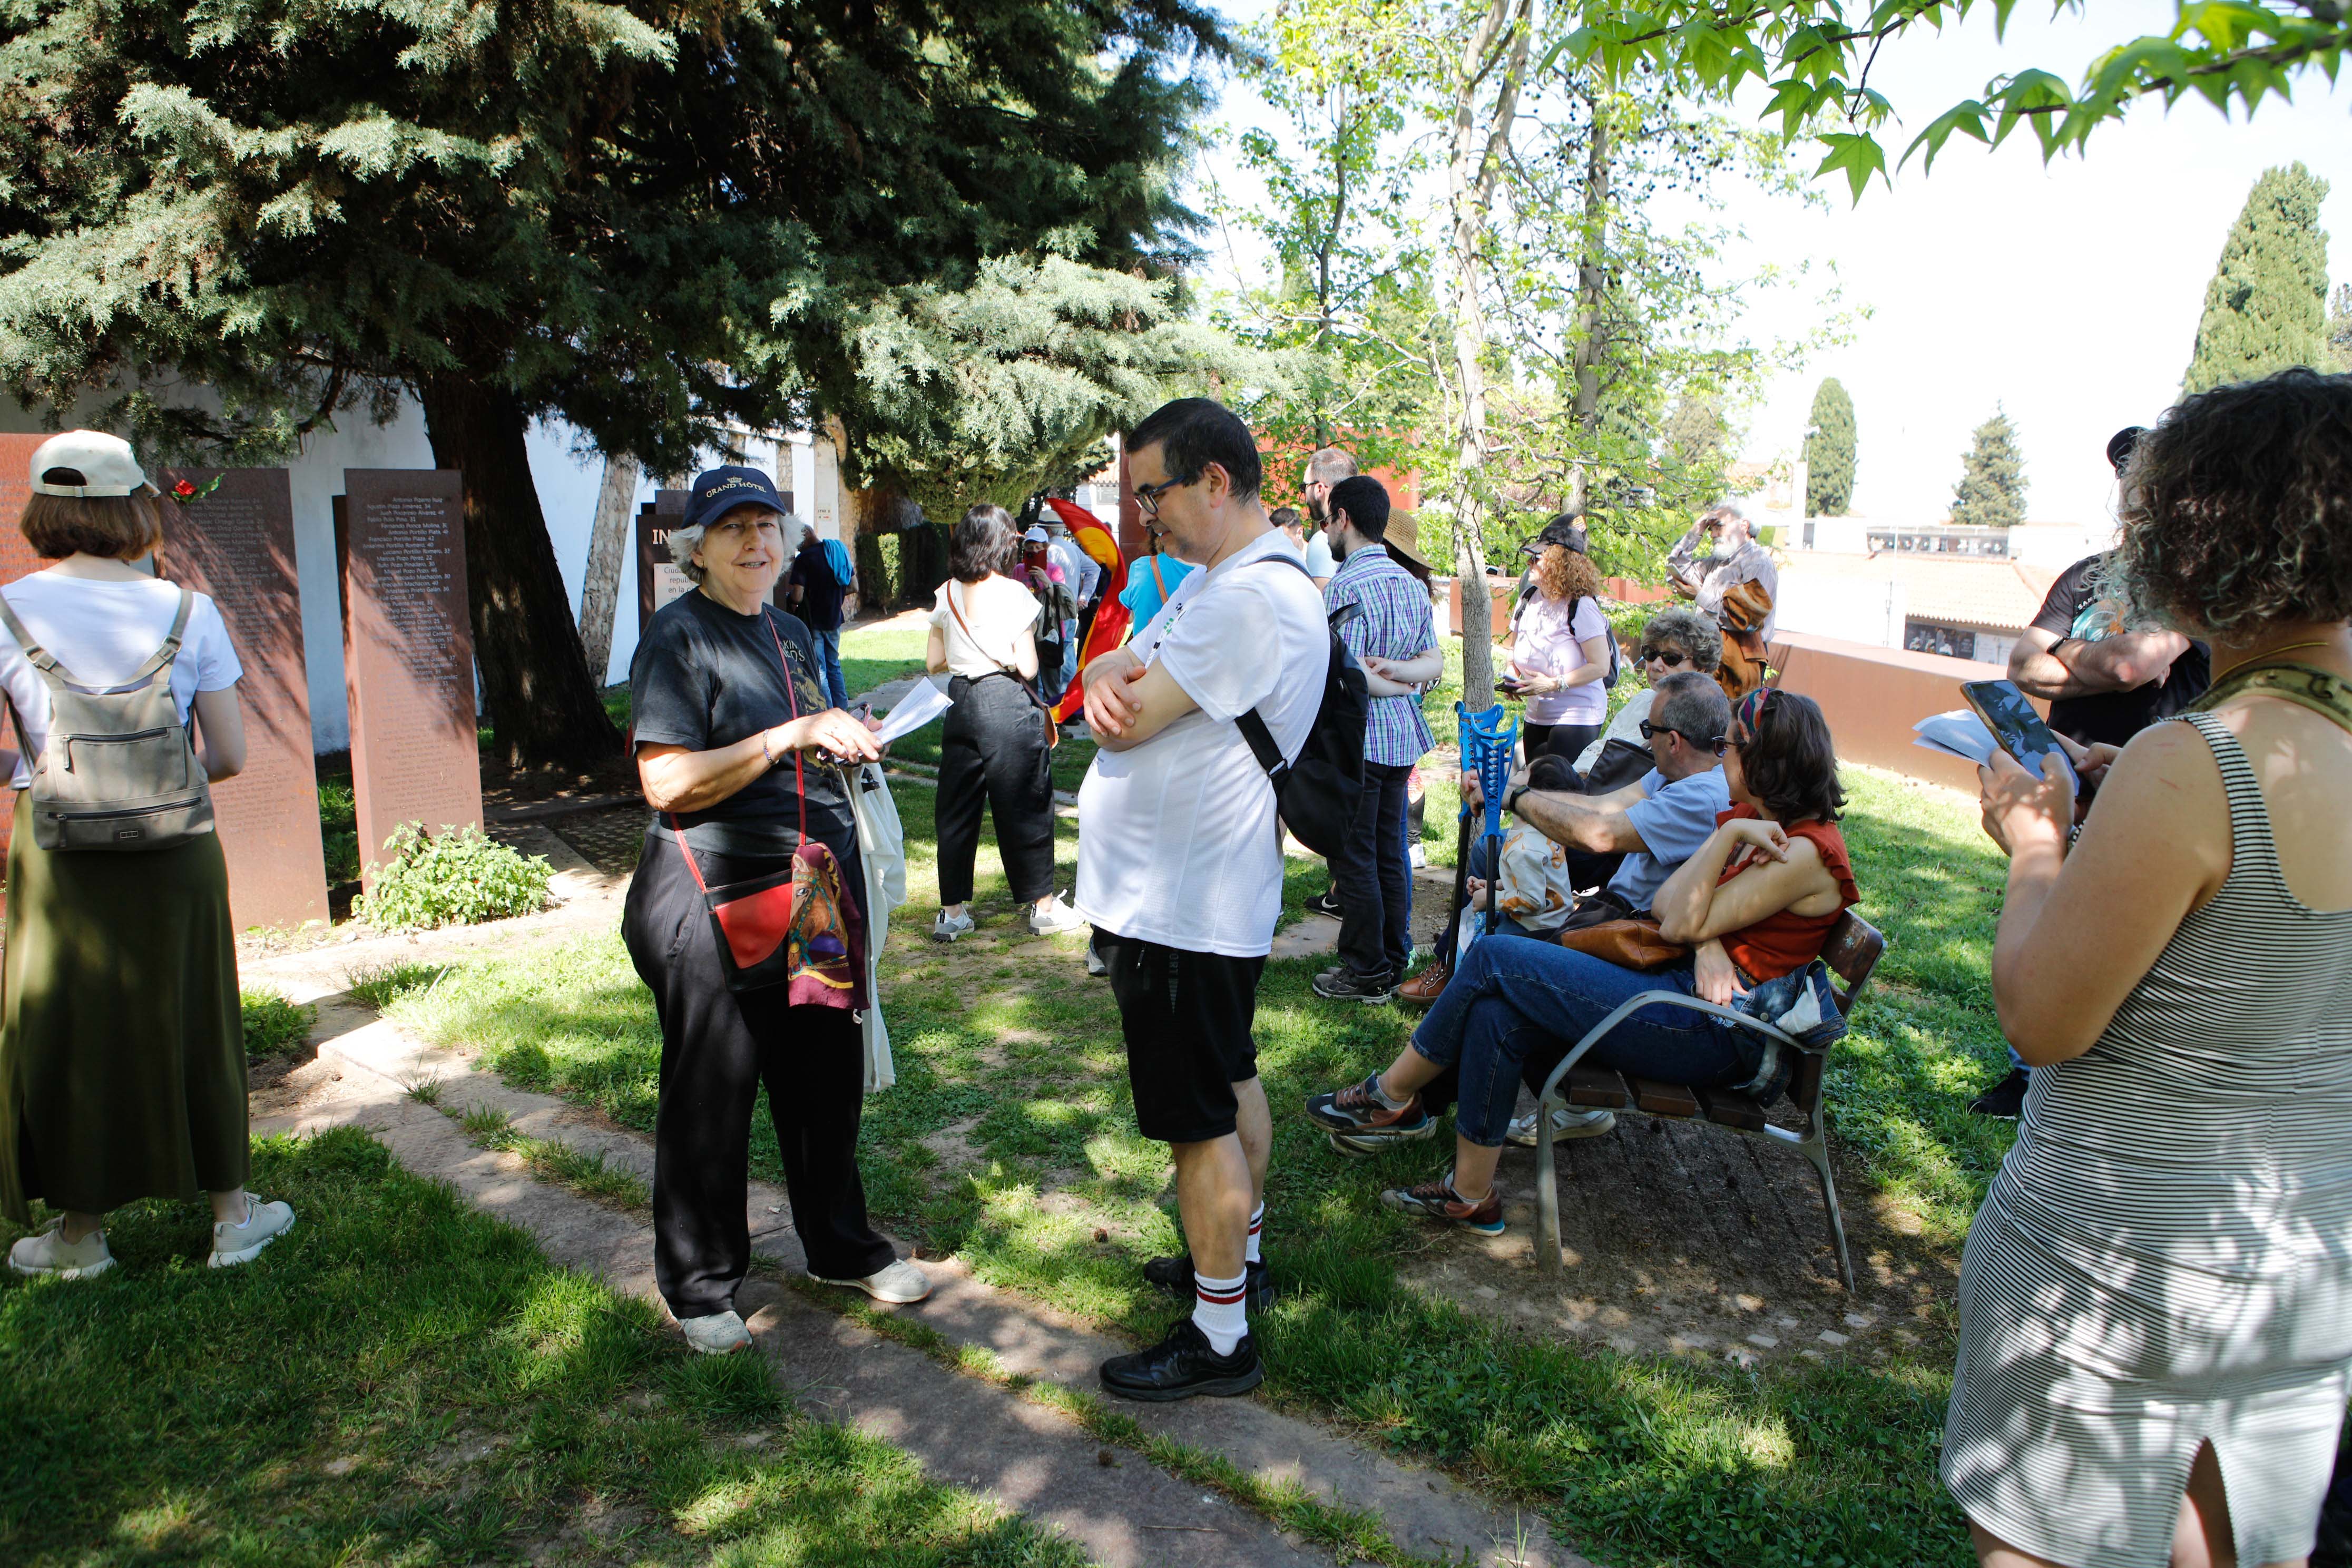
680;1310;752;1355
1026;895;1085;936
932;909;976;943
1505;1106;1618;1148
811;1257;933;1304
209;1197;296;1267
8;1222;115;1280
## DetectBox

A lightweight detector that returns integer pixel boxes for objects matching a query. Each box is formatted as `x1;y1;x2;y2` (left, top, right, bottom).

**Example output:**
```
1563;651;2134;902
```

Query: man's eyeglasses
1133;474;1195;520
1638;647;1688;667
1639;719;1728;756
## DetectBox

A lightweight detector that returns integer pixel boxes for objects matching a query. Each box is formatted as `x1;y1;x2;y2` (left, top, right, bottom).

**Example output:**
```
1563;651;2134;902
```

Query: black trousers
936;674;1057;907
1334;760;1414;979
622;830;895;1319
1522;719;1603;768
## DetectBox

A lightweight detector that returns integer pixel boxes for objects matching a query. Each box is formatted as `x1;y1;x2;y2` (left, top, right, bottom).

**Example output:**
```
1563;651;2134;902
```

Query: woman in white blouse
925;505;1083;942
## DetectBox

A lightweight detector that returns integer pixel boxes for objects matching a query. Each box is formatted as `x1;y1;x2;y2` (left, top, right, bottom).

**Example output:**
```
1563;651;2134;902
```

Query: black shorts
1097;933;1265;1144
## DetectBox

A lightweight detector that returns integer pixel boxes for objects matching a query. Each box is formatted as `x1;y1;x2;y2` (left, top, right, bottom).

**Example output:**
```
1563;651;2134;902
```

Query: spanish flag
1046;498;1130;722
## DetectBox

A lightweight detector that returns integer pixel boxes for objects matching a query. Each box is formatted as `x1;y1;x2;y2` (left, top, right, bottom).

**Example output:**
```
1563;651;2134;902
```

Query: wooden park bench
1529;909;1887;1293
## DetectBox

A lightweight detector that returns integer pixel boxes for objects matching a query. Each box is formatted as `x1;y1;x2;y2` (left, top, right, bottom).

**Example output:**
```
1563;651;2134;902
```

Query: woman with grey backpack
0;431;291;1280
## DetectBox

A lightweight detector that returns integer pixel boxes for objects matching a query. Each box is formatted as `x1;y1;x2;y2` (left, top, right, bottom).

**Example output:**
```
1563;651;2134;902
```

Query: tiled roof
1778;551;2053;633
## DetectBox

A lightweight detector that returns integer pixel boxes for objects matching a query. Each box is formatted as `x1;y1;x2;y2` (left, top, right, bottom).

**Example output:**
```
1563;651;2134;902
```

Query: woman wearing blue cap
624;465;929;1355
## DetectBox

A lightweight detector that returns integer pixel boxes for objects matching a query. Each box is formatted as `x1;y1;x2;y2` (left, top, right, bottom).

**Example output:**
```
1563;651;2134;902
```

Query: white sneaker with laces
1505;1106;1617;1148
8;1222;115;1280
209;1198;296;1267
811;1257;933;1304
680;1310;753;1355
932;908;976;942
1026;895;1085;936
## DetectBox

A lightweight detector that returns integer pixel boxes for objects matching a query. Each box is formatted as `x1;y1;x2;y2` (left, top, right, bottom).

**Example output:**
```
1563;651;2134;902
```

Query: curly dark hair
1531;542;1601;604
2113;367;2352;637
1731;689;1845;824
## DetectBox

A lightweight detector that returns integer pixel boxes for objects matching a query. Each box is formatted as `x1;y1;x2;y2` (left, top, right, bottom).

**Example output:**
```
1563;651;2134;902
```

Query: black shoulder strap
1233;548;1324;780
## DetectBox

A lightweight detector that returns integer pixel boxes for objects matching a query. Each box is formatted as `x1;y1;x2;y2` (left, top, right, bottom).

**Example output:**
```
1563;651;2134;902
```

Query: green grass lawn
0;1129;1084;1567
842;623;1101;791
375;760;2020;1567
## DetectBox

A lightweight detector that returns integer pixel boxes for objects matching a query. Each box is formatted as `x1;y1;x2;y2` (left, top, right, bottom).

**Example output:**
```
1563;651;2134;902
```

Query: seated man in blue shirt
1399;671;1733;1004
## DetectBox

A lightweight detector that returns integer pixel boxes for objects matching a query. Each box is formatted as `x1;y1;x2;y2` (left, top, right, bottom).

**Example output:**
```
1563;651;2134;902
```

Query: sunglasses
1637;647;1688;667
1133;473;1196;520
1639;719;1728;756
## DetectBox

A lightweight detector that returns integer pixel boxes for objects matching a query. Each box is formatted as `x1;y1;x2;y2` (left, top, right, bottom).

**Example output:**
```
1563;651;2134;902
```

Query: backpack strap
0;592;64;678
126;590;197;686
1233;550;1328;780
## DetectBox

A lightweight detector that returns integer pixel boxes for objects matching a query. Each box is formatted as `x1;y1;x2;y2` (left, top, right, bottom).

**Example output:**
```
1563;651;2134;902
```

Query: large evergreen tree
1952;406;2026;530
2330;282;2352;373
2181;164;2334;396
0;0;1224;768
1804;377;1855;515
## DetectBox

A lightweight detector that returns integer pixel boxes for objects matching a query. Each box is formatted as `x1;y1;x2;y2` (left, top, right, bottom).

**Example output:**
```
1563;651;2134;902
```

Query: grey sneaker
1505;1106;1617;1148
8;1222;115;1280
811;1257;933;1304
1026;895;1085;936
932;909;976;943
680;1310;752;1355
209;1197;296;1267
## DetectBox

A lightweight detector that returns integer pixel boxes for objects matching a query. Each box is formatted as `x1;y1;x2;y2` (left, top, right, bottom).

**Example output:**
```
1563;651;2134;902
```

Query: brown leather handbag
1714;577;1774;701
1555;916;1689;970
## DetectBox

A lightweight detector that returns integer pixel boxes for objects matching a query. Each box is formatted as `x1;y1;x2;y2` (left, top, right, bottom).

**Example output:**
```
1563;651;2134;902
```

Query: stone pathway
250;972;1591;1568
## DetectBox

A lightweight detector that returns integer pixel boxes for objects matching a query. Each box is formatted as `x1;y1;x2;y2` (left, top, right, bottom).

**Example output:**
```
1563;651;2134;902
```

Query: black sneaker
1304;888;1344;918
1305;1074;1435;1143
1969;1067;2030;1118
1312;966;1395;1003
1141;1255;1275;1311
1099;1318;1263;1402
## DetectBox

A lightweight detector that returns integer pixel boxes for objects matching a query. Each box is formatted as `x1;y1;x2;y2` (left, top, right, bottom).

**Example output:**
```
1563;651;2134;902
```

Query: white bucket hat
28;430;154;498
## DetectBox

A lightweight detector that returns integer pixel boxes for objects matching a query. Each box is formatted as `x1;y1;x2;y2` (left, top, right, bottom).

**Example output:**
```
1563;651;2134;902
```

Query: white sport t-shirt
1076;526;1328;957
0;571;243;789
929;574;1042;679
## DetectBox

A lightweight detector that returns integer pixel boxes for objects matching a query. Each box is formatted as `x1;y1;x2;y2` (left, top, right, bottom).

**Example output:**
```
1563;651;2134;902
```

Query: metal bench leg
1798;1127;1857;1293
1536;1115;1562;1275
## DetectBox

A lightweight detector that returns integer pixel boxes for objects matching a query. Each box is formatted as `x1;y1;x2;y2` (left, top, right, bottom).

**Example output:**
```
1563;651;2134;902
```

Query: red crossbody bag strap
671;611;808;883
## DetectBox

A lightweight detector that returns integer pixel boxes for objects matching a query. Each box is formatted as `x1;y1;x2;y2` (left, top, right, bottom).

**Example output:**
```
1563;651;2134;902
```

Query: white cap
1023;526;1050;542
29;430;153;498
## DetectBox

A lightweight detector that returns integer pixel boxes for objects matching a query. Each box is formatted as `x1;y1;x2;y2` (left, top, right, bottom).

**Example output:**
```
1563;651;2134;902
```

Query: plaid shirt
1325;543;1436;767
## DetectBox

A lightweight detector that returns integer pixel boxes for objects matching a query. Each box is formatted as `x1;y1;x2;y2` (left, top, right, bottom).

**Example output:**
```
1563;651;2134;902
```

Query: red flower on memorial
167;476;223;504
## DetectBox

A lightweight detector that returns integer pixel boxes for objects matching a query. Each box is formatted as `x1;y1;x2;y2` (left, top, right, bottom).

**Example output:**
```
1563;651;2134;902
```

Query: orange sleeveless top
1712;806;1860;981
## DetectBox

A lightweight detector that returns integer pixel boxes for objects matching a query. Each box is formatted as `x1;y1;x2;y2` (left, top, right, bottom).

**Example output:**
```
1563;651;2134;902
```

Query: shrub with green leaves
354;824;552;931
239;989;314;1059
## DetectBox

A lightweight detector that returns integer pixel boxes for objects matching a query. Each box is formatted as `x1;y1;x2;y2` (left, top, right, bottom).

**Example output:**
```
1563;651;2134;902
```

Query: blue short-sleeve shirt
1608;766;1732;910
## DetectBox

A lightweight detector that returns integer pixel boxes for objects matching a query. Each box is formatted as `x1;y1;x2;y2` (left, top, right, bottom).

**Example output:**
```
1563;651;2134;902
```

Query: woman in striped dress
1948;366;2352;1567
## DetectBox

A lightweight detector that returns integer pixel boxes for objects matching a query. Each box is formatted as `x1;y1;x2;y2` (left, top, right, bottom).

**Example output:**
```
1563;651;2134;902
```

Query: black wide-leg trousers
622;828;896;1320
935;673;1057;907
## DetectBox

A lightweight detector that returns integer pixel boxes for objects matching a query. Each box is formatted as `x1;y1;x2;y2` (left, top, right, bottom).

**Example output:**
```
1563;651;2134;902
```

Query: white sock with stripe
1191;1269;1249;1356
1245;1203;1264;1265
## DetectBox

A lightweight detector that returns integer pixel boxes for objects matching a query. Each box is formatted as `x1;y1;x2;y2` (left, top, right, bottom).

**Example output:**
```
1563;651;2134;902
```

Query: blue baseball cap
685;466;786;532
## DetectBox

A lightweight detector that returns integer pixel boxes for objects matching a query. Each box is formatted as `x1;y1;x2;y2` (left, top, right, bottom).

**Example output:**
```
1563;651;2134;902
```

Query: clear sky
1188;1;2351;527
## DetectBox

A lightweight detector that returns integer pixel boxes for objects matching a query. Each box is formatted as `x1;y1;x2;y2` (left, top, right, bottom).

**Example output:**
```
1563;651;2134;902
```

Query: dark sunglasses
1132;473;1196;520
1639;719;1728;756
1637;647;1688;667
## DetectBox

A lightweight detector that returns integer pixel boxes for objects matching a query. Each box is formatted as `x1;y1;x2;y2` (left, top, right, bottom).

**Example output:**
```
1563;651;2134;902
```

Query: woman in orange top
1304;688;1859;1233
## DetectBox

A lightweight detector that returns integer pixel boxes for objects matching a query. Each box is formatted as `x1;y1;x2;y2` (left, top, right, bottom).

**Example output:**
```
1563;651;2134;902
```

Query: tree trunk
417;378;624;771
1567;86;1612;511
848;481;911;606
576;453;641;686
1438;0;1534;712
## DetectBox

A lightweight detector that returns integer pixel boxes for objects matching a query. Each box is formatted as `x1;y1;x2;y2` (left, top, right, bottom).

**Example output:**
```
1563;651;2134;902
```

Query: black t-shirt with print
2028;554;2212;748
629;589;858;862
788;545;847;632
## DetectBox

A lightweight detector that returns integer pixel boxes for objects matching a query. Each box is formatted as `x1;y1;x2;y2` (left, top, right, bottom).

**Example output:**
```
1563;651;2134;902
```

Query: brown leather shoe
1394;965;1450;1007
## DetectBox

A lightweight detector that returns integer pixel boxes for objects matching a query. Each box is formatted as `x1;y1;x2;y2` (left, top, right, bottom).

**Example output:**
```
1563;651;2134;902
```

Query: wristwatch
1502;781;1530;817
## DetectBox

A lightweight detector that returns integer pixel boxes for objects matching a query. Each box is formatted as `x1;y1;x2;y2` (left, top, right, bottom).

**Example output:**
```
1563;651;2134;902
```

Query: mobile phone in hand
1962;680;2069;782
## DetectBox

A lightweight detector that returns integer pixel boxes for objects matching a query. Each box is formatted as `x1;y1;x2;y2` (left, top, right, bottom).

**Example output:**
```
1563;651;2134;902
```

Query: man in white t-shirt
1076;397;1325;1402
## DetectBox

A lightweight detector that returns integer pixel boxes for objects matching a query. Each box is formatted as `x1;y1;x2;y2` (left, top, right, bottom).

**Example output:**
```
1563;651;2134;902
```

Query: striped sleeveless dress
1942;711;2352;1567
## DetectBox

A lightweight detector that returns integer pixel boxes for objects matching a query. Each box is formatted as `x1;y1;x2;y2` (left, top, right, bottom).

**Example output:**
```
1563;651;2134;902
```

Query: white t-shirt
1302;530;1337;579
1512;591;1611;725
929;575;1042;679
1076;527;1328;957
0;572;243;788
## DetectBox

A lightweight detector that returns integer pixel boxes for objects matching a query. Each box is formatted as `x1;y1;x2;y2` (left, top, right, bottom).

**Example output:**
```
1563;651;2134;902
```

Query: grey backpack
0;589;215;851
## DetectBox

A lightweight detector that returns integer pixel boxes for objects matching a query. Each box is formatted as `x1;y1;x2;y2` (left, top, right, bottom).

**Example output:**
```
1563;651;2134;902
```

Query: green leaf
1897;98;1990;172
1813;131;1888;203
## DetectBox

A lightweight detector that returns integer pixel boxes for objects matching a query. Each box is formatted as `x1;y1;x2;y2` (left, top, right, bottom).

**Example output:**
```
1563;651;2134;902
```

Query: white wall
1774;569;1905;649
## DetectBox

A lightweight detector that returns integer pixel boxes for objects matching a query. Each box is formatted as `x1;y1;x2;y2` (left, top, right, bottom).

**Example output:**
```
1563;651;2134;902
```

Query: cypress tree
0;0;1228;768
1952;407;2027;530
2330;283;2352;373
1804;378;1857;515
2181;164;2334;396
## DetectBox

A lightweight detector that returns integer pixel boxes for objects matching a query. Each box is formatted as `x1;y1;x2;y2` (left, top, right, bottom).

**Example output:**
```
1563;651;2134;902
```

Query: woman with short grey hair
1570;605;1722;780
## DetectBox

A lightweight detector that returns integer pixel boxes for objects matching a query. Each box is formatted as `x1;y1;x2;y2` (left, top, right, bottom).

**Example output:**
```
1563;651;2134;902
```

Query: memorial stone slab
337;469;482;889
159;467;329;929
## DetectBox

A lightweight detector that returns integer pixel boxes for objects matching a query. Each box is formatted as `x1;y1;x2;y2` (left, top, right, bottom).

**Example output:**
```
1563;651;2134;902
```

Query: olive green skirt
1;790;245;1224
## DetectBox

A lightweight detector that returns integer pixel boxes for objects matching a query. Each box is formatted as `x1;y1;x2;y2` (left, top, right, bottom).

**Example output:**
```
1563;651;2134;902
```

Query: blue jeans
1057;619;1080;693
1409;934;1759;1147
812;626;849;711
